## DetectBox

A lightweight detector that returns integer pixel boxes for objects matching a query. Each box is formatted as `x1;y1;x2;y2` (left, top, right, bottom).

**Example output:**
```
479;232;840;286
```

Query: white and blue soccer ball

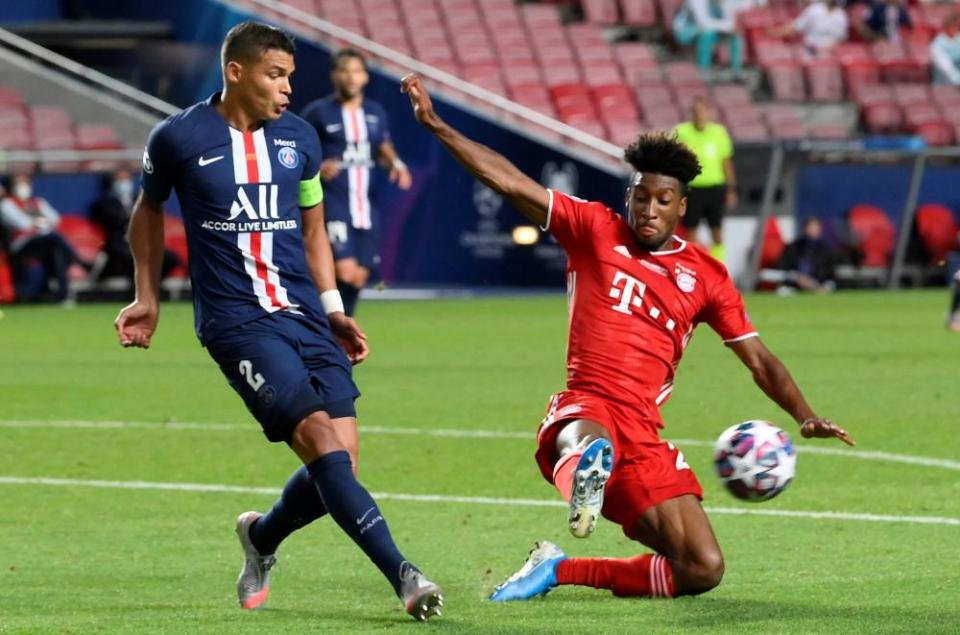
713;420;796;502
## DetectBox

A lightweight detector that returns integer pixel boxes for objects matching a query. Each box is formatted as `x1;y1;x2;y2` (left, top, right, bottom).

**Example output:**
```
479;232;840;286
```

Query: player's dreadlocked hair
623;132;702;186
221;22;295;68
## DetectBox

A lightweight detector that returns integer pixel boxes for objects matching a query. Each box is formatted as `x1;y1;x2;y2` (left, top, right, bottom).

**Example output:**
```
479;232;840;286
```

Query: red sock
556;554;675;598
551;451;581;502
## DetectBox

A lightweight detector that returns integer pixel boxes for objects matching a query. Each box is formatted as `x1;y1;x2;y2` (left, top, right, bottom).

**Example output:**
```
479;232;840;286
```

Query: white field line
2;419;958;472
0;475;957;527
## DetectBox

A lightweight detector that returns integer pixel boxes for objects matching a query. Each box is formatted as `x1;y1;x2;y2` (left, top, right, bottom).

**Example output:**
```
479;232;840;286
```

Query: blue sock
336;280;360;317
250;466;327;555
306;451;410;594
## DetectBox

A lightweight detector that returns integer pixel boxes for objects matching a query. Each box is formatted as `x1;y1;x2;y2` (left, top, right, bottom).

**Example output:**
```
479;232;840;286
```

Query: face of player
692;100;710;129
228;48;294;121
626;173;686;251
332;57;368;101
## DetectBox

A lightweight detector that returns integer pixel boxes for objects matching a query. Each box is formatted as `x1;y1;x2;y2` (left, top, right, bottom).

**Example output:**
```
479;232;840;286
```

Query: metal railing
0;26;179;120
227;0;626;172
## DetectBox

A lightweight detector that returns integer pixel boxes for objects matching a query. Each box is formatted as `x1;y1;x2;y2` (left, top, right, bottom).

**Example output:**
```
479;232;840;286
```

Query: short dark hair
332;47;368;71
624;132;702;186
221;21;295;68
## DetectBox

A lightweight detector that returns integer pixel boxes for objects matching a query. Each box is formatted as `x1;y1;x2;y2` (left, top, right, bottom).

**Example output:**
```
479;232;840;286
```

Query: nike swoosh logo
356;507;376;525
198;155;224;166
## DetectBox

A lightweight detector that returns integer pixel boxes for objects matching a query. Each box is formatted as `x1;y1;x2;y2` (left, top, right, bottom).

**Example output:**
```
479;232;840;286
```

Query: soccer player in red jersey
402;74;856;601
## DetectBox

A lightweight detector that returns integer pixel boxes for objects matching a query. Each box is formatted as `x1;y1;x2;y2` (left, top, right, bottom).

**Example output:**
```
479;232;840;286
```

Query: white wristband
320;290;345;315
392;158;407;170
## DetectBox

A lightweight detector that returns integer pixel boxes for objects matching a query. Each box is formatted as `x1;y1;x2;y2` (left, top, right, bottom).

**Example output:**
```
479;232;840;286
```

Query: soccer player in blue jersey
301;48;411;316
113;22;443;621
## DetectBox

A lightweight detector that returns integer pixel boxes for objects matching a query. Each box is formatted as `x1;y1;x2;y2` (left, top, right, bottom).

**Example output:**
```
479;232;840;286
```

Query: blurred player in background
402;73;854;602
673;97;735;261
114;23;442;621
301;48;411;316
947;231;960;331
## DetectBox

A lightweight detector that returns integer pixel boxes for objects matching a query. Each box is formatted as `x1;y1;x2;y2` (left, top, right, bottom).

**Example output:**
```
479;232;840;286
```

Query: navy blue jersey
142;93;328;345
301;96;391;230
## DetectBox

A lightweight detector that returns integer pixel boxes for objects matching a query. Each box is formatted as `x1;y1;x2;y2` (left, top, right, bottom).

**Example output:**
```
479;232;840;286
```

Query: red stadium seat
758;217;786;269
58;216;105;270
620;0;656;27
914;121;955;147
851;83;893;107
0;86;24;108
862;102;903;134
728;121;770;142
712;83;752;106
163;213;189;277
931;85;960;108
808;123;850;140
804;59;843;102
764;103;803;128
582;0;620;24
903;104;943;129
849;204;896;268
915;204;960;264
891;83;931;107
766;61;806;101
841;60;880;98
75;124;122;151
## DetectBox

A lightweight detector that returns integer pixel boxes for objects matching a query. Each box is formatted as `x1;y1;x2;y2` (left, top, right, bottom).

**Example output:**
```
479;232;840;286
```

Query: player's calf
670;548;725;595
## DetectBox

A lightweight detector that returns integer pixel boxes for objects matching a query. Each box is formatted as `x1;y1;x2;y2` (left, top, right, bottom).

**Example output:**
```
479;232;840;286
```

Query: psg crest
278;146;299;169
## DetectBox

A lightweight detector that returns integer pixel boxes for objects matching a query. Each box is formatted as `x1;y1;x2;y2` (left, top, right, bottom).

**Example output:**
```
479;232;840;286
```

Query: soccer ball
713;420;796;502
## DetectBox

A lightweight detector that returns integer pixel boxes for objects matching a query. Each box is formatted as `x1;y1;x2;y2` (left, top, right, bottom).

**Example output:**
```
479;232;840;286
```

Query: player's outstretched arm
401;73;549;226
301;201;369;364
728;337;855;446
114;192;165;349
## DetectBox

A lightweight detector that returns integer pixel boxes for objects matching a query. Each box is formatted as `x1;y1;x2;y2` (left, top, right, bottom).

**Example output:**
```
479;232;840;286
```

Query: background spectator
930;13;960;85
89;169;180;292
776;217;838;294
0;173;89;303
858;0;911;43
769;0;849;58
674;0;743;75
673;97;736;260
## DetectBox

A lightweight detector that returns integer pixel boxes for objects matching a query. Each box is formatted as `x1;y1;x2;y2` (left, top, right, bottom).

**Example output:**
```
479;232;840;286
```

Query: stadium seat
862;102;903;134
915;204;960;264
58;216;105;276
0;86;25;108
758;216;786;269
712;84;752;106
892;83;932;107
804;59;843;102
931;85;960;109
727;121;769;142
903;104;943;129
808;123;851;140
164;214;189;276
766;61;806;101
619;0;657;27
849;204;896;268
852;83;893;109
581;0;620;25
75;124;122;151
914;121;954;147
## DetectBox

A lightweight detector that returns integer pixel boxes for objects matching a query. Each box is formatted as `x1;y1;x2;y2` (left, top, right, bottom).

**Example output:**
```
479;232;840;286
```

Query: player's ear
678;195;687;218
224;60;243;85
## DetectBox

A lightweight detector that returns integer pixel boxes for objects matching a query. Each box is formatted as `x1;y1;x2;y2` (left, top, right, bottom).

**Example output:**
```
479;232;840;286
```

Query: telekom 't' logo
609;271;647;314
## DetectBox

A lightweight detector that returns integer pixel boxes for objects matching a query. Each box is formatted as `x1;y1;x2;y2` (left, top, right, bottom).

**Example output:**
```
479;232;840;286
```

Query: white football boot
235;511;276;610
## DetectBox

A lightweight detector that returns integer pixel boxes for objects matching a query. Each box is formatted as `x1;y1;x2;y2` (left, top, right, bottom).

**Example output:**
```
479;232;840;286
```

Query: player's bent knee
677;549;725;594
290;411;347;461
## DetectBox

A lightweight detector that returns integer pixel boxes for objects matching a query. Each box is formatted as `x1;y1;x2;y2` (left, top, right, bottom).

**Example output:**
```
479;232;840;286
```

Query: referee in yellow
674;97;737;261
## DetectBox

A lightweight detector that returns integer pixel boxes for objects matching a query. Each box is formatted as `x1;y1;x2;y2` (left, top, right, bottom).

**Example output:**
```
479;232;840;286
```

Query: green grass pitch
0;290;957;633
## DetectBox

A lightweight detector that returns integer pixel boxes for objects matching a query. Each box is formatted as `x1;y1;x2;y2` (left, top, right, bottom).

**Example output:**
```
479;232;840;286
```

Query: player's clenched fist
115;300;159;349
401;74;440;130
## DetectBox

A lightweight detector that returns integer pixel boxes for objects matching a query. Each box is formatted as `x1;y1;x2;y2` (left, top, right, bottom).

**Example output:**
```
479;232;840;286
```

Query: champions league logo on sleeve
277;146;299;169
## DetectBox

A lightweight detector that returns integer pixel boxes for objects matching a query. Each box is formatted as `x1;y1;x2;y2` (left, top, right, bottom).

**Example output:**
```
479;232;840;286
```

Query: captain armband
299;173;323;207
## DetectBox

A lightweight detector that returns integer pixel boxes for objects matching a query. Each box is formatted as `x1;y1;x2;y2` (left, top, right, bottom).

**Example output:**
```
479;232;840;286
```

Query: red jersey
545;190;756;426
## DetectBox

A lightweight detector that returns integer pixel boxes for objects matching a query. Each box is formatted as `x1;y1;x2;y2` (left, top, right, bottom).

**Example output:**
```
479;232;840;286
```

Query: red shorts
535;390;703;540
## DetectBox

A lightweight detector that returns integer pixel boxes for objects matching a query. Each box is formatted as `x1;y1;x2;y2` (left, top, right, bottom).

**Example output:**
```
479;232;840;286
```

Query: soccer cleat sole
568;440;613;539
406;588;444;621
